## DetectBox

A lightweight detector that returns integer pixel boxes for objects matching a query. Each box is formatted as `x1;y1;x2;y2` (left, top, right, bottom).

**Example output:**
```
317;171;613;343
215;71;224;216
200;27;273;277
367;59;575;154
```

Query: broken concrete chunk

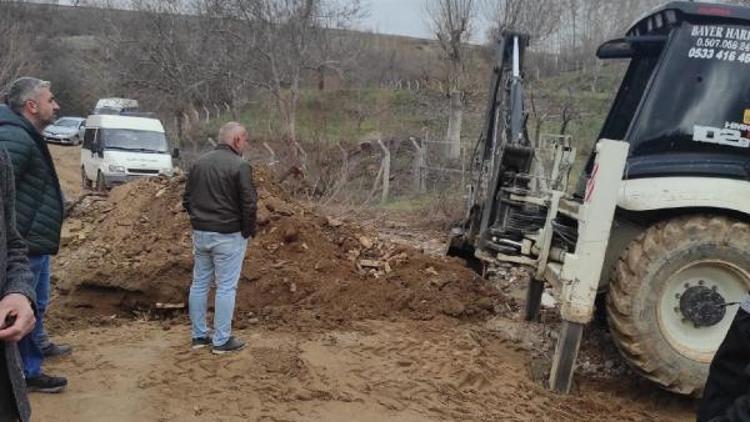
384;262;392;274
358;259;385;269
326;217;344;227
271;260;288;269
357;236;374;249
66;220;84;233
155;302;185;309
541;292;557;309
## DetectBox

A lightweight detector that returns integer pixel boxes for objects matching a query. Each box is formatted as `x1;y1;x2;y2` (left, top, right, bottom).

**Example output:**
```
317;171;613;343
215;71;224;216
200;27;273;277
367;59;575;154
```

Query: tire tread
607;215;750;397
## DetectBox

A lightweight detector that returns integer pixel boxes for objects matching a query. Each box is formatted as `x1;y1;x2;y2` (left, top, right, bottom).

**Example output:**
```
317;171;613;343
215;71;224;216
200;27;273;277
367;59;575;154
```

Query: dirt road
32;318;693;422
30;144;697;421
49;144;82;199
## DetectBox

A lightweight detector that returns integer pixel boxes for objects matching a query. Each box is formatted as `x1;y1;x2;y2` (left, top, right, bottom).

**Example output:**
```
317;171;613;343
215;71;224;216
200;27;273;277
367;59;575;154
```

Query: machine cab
592;2;750;182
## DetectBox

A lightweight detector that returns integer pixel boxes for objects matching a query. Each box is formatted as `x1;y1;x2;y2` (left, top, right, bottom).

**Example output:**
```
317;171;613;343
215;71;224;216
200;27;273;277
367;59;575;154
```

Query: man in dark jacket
698;302;750;422
0;77;69;393
183;121;257;354
0;148;38;422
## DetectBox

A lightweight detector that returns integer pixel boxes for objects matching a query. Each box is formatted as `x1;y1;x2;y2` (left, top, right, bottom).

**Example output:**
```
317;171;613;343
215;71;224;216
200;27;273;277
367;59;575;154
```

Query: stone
357;236;374;249
442;299;465;317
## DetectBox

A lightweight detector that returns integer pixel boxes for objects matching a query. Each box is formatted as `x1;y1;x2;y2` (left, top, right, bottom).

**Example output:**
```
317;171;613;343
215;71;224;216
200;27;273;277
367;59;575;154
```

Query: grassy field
198;62;629;209
201;88;454;145
207;62;626;144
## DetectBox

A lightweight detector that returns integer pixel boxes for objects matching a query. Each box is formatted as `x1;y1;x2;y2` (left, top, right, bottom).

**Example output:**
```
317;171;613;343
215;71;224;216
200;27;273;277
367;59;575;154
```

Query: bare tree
198;0;364;171
484;0;561;45
0;1;38;90
93;0;246;145
426;0;476;160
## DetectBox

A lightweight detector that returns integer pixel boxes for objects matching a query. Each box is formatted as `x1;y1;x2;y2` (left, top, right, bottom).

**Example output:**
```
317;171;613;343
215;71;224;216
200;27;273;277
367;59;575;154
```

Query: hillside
13;2;457;116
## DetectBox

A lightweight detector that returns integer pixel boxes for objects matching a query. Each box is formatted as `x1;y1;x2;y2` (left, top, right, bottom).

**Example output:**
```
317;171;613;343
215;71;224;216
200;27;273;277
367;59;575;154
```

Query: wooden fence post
461;145;466;190
377;138;390;204
263;142;276;166
423;129;430;192
410;136;427;194
191;107;200;124
365;160;384;205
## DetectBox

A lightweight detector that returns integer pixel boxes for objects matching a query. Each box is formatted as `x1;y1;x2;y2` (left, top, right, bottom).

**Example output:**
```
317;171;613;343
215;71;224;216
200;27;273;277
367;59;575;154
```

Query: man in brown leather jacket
182;122;257;354
0;148;38;421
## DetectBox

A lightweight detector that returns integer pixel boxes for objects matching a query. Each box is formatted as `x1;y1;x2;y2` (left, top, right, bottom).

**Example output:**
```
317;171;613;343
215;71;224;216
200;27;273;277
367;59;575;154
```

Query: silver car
43;117;86;145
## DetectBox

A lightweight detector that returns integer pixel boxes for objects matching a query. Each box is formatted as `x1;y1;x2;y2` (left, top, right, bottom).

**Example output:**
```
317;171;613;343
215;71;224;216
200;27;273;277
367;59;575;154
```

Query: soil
52;168;503;330
50;144;82;199
33;318;694;422
30;145;696;421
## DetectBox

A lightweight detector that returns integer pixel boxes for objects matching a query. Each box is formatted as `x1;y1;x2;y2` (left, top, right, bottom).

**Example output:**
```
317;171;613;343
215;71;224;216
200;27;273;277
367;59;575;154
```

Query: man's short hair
3;77;51;113
218;121;246;144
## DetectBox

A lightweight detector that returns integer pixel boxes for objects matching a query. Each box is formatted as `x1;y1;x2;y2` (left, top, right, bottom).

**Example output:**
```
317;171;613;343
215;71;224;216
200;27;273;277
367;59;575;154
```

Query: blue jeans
189;231;248;347
18;255;51;378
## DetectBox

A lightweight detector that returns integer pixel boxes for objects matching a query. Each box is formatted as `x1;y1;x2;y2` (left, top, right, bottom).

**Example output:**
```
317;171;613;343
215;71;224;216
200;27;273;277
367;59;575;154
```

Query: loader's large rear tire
607;215;750;397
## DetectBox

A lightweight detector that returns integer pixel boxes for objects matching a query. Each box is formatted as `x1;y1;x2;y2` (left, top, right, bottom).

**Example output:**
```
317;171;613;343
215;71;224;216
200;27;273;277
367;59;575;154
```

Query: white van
80;114;178;190
93;98;139;115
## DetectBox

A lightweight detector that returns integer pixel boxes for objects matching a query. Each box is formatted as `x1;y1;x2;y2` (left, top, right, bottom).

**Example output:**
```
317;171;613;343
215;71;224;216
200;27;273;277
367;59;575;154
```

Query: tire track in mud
34;318;693;422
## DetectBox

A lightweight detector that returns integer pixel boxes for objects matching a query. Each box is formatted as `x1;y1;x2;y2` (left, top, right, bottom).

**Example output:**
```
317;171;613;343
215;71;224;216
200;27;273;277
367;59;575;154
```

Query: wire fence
242;132;475;208
180;127;573;215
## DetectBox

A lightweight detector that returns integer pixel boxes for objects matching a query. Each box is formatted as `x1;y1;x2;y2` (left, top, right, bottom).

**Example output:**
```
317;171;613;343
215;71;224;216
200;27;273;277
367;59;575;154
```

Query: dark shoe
212;337;246;355
26;373;68;393
191;337;211;350
42;343;73;359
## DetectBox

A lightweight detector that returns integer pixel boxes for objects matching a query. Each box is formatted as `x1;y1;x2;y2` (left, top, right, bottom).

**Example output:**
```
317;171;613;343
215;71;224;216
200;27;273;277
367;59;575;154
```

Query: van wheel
81;167;92;190
95;171;107;192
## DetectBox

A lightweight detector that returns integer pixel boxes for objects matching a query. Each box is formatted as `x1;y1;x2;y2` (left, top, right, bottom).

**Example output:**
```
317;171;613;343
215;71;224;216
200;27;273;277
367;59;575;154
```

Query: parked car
43;117;86;145
80;114;178;191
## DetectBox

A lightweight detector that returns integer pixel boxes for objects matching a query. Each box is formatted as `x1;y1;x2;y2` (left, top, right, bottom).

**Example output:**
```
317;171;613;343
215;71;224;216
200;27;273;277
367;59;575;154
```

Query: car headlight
108;165;126;173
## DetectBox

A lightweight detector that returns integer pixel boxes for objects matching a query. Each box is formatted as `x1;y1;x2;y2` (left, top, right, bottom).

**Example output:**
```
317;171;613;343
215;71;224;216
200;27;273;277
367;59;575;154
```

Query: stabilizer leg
549;320;584;394
524;279;544;321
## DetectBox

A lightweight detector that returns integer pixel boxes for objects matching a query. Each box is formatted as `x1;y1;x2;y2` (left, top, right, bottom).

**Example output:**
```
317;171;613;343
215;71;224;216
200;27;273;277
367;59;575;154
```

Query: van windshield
99;129;168;153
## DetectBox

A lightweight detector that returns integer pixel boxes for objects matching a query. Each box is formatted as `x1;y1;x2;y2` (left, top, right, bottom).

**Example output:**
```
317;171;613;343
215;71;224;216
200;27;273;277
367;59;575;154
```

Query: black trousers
0;343;18;421
698;309;750;422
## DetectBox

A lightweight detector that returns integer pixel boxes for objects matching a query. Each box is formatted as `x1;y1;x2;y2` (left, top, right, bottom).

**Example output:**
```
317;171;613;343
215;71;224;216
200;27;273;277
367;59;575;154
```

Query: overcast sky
359;0;431;39
358;0;490;42
45;0;490;41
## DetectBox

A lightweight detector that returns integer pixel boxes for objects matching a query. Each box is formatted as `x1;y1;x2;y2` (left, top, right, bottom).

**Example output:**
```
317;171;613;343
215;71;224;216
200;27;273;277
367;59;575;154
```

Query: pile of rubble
53;168;509;328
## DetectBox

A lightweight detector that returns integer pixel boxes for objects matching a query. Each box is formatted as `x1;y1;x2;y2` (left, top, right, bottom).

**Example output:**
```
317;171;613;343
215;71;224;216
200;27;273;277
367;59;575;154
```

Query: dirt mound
54;168;505;328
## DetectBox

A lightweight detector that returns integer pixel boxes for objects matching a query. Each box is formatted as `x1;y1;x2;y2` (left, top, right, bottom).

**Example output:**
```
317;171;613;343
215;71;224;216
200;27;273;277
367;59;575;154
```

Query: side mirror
597;38;632;59
172;147;180;159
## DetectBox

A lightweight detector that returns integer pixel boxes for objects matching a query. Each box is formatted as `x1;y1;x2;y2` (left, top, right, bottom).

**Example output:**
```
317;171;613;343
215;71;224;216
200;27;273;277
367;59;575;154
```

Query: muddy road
30;144;696;421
